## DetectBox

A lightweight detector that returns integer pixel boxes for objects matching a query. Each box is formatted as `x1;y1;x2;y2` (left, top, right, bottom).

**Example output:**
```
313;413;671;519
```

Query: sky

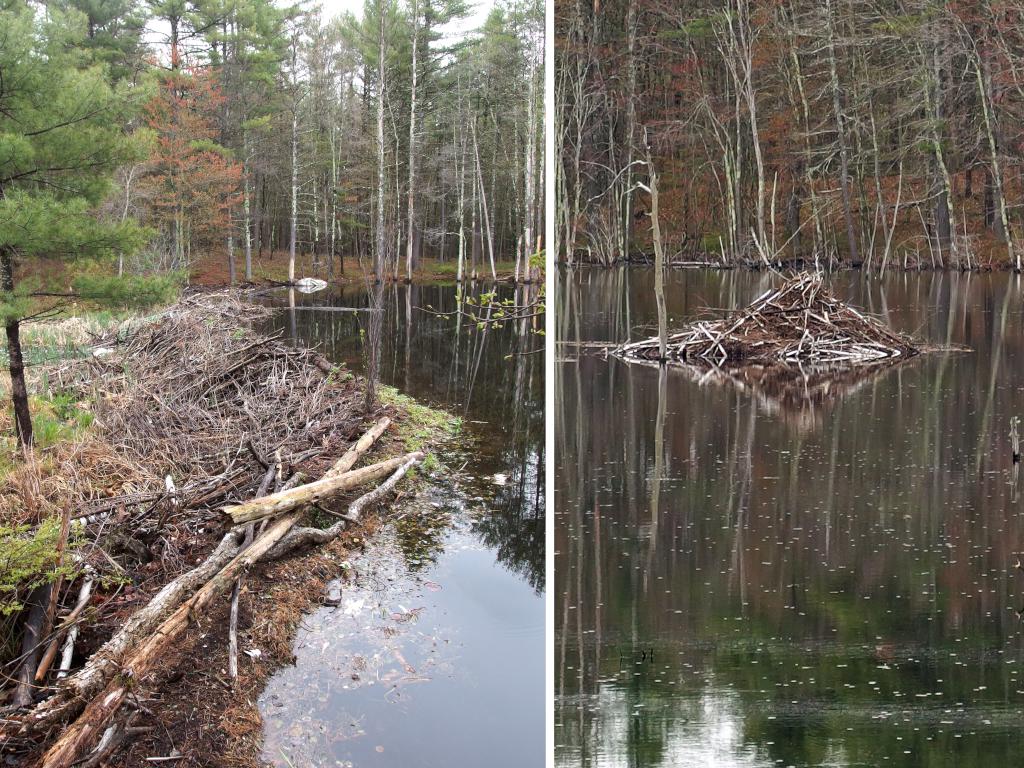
316;0;492;37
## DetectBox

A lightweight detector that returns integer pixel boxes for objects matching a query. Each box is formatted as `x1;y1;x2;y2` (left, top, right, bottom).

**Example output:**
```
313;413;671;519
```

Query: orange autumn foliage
141;68;242;256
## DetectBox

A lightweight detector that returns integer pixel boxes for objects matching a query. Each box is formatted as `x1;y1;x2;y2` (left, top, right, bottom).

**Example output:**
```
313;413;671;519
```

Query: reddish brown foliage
141;68;242;252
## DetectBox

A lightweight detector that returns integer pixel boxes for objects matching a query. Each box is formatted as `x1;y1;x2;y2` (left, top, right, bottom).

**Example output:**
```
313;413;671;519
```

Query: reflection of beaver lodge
616;272;921;366
675;360;904;428
613;272;960;427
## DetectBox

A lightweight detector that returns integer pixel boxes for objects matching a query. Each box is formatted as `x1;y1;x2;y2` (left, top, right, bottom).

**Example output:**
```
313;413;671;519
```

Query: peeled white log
222;453;420;525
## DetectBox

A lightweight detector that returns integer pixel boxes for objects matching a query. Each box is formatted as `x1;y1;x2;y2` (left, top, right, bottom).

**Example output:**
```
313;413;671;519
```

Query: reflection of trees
556;268;1024;768
266;281;545;592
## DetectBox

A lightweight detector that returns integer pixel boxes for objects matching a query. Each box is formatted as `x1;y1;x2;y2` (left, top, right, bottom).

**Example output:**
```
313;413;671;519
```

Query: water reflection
268;281;545;591
556;268;1024;768
259;281;545;768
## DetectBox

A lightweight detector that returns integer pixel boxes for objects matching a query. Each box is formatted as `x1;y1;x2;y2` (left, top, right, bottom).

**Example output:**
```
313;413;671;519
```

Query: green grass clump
0;388;95;482
378;385;460;460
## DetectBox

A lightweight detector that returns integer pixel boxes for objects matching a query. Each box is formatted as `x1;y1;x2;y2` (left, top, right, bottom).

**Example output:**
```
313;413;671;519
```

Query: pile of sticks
0;292;424;767
615;272;919;367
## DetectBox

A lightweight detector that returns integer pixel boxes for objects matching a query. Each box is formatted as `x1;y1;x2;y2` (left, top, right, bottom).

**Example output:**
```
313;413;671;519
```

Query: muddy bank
0;290;458;767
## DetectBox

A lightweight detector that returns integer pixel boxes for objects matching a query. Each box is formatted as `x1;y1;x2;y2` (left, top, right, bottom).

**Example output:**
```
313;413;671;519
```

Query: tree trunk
644;133;667;360
375;9;387;283
1;250;32;446
825;0;859;265
289;34;299;284
405;0;419;283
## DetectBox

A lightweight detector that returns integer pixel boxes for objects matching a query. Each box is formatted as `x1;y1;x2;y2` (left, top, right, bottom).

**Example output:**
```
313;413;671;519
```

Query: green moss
378;385;460;464
0;517;82;615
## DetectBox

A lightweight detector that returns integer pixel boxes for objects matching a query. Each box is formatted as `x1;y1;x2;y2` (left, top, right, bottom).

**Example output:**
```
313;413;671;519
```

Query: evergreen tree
0;0;145;446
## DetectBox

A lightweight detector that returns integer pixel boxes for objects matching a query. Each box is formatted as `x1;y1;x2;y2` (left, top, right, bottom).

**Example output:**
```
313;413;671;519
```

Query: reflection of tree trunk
645;366;667;589
364;283;384;412
974;277;1012;471
729;400;755;605
404;285;412;392
287;287;297;341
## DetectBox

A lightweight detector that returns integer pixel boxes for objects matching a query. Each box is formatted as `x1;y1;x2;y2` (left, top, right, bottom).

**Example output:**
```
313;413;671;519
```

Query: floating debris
293;277;328;293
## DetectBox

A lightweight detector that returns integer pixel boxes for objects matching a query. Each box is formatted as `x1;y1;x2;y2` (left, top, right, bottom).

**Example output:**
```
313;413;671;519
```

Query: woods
556;0;1024;270
0;0;545;762
3;0;544;289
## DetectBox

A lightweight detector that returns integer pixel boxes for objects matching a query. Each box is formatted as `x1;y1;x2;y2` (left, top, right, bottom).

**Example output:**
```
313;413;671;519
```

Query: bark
222;453;421;524
1;248;32;446
265;453;420;560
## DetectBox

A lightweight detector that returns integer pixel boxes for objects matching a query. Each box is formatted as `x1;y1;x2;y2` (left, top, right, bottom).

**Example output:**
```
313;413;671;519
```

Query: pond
256;281;544;767
556;267;1024;768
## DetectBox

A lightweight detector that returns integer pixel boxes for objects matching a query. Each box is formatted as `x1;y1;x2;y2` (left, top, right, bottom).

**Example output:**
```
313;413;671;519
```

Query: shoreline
1;295;460;768
556;255;1024;273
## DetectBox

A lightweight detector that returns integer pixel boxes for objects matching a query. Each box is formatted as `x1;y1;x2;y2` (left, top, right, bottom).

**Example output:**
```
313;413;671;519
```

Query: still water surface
258;282;544;767
556;268;1024;768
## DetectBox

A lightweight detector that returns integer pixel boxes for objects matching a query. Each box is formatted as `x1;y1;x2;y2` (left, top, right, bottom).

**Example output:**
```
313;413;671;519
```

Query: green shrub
0;517;79;616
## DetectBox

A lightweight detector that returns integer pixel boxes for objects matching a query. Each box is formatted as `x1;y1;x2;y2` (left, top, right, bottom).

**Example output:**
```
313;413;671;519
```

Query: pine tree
0;1;146;447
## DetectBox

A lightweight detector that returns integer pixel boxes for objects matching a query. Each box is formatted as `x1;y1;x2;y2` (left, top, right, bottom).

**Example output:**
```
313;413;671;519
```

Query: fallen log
222;453;418;525
265;454;421;561
14;530;243;737
327;417;391;476
38;512;301;768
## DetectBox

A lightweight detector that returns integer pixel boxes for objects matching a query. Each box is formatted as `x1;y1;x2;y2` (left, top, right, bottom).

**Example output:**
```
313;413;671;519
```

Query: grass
0;311;134;368
378;384;460;472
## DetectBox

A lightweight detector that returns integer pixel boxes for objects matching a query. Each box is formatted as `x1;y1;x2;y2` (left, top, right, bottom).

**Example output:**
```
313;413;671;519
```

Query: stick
222;453;419;525
1012;416;1020;464
35;577;94;683
39;513;301;768
227;461;276;681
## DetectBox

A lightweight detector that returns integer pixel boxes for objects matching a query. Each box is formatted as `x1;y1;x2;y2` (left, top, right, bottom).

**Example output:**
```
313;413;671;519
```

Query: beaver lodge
615;272;921;367
0;292;436;767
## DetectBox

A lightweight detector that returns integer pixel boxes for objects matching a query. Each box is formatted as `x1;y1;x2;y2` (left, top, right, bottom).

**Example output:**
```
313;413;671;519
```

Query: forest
4;0;543;287
0;1;545;765
556;0;1024;270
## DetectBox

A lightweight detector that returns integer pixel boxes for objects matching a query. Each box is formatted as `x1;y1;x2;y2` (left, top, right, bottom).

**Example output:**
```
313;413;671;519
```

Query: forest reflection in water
556;267;1024;768
268;280;545;590
255;281;544;767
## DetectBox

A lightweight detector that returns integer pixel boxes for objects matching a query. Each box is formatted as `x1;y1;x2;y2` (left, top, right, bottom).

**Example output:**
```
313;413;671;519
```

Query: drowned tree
0;0;147;447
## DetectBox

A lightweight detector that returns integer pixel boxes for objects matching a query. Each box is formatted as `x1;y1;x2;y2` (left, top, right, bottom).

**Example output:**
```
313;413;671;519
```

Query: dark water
256;282;544;767
556;267;1024;768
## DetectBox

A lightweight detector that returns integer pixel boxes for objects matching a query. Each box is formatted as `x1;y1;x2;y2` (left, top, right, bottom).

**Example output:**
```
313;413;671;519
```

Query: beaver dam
615;272;925;367
0;292;449;768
